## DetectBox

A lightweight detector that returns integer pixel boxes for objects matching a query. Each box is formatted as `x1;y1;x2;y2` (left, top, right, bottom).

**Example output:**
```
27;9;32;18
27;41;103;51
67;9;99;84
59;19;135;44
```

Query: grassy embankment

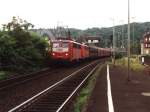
74;64;105;112
0;71;9;80
115;55;145;71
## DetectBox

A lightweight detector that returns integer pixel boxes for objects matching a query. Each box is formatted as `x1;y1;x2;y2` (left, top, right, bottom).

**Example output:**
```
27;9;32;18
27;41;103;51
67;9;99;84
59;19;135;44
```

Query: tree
0;17;49;73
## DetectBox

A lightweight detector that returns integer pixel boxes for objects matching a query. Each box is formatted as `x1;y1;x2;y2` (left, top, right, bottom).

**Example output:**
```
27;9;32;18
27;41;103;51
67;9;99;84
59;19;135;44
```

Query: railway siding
0;68;50;90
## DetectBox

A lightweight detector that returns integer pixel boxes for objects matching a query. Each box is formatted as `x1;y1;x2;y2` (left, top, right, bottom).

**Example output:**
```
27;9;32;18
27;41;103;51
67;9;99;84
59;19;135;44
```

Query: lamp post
110;18;116;65
117;32;120;48
127;0;131;81
132;17;135;54
120;20;124;49
112;19;116;64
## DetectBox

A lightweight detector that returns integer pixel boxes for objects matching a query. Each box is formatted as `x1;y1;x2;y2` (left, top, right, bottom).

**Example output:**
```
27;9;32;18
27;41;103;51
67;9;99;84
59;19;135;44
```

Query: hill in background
34;22;150;54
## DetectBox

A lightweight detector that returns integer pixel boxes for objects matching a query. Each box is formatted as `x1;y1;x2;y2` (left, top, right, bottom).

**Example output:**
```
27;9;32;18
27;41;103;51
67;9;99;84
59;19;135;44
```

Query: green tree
0;17;49;73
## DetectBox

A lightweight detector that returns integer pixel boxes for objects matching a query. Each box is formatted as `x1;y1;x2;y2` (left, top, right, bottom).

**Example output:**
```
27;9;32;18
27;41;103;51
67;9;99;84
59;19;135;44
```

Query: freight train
51;39;111;62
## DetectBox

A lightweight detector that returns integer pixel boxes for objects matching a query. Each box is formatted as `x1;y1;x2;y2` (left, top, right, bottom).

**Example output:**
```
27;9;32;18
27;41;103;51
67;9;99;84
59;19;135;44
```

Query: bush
0;17;49;73
115;56;144;71
115;52;123;59
0;71;8;80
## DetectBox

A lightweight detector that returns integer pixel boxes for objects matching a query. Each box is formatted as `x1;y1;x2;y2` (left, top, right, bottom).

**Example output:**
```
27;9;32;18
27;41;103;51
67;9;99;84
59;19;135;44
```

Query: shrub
0;17;49;73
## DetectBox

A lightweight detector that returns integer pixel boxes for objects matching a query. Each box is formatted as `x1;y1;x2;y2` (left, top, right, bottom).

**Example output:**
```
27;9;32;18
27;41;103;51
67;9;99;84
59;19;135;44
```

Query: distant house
76;36;101;46
141;32;150;55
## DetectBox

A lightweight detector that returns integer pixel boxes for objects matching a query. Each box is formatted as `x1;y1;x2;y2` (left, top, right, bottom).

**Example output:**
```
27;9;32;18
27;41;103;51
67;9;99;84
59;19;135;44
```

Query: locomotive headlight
65;53;68;56
52;53;55;55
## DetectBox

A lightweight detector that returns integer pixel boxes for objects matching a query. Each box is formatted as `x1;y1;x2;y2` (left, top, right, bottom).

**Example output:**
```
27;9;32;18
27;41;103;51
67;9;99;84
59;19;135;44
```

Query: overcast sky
0;0;150;29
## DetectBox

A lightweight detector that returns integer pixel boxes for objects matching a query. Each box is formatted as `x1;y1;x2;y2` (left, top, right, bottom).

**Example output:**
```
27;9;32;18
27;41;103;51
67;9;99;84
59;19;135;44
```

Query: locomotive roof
52;39;84;45
52;39;111;51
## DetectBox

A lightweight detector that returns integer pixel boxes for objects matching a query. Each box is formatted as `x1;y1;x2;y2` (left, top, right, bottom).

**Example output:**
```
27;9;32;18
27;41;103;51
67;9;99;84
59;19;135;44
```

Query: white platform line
107;64;114;112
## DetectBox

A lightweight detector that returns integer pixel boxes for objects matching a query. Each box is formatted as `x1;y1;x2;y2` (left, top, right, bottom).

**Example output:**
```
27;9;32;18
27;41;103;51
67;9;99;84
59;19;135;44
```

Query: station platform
85;65;150;112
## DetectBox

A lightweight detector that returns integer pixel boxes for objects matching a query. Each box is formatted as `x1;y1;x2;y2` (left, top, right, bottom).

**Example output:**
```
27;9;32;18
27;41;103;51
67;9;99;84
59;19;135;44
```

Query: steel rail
56;63;100;112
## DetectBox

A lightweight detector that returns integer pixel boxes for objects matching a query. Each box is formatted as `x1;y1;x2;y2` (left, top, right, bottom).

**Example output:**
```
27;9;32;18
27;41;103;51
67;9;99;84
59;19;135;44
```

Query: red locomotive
51;39;111;62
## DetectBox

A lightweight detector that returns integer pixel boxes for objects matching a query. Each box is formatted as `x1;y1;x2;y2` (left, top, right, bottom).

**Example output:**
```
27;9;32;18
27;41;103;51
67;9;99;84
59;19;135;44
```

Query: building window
145;38;148;41
146;50;149;54
145;44;148;47
88;40;92;43
93;40;99;43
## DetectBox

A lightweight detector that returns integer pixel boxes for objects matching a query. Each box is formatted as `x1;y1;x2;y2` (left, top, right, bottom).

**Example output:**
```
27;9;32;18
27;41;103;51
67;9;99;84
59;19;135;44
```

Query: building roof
84;36;101;41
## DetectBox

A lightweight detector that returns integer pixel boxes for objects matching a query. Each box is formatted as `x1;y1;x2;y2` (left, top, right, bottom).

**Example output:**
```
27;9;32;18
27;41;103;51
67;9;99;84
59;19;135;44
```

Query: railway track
0;60;103;112
0;62;87;90
0;61;93;91
8;60;101;112
0;68;57;90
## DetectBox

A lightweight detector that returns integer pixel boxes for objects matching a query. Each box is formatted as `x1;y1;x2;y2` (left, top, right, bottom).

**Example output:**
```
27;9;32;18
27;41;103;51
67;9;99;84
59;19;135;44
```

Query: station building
141;32;150;55
76;36;101;47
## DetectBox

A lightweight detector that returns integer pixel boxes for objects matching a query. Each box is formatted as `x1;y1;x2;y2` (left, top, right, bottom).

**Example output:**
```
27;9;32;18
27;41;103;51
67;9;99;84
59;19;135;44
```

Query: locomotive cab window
73;43;81;49
53;43;59;48
62;42;69;48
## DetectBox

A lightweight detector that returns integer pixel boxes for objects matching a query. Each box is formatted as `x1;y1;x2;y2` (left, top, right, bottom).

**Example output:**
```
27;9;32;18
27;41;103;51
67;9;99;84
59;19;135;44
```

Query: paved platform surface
85;65;150;112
